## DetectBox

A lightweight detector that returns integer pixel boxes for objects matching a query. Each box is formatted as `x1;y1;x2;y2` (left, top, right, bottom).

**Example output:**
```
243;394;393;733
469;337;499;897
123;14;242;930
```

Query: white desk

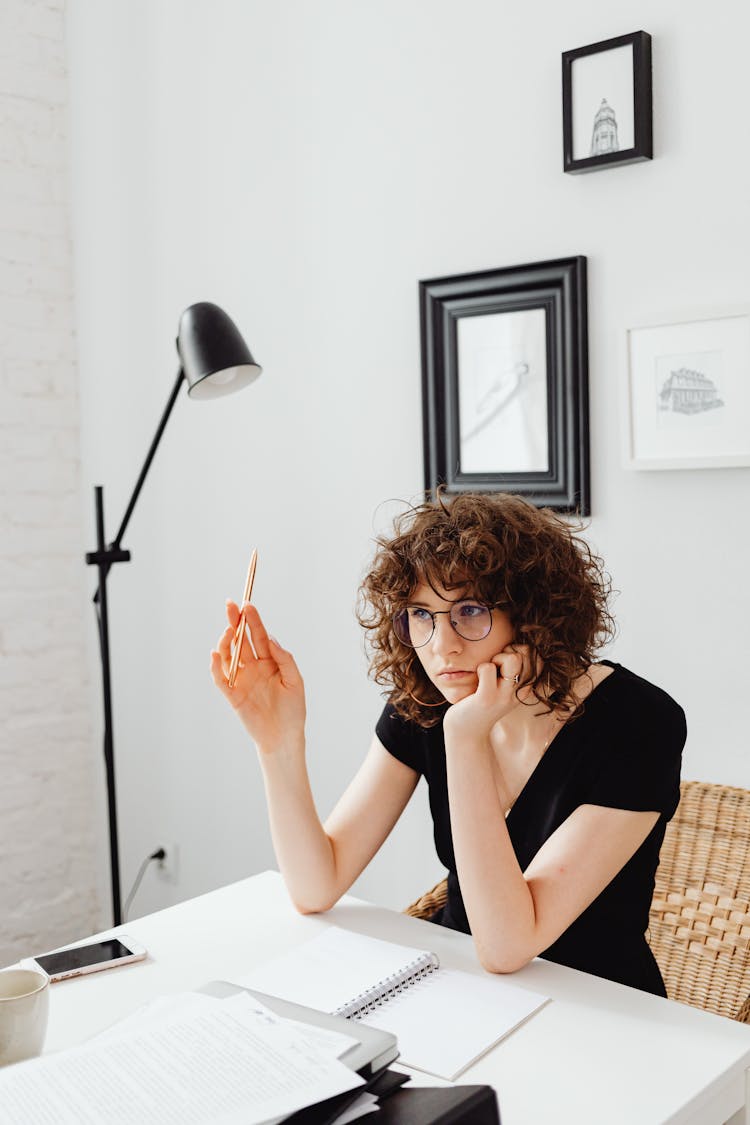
34;871;750;1125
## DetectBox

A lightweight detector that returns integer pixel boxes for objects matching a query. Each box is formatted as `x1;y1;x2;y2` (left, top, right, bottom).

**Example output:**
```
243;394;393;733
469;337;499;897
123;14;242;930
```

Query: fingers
476;662;500;693
244;604;272;661
509;643;535;674
267;635;304;688
209;649;233;699
216;624;235;673
476;660;518;692
491;651;523;685
214;600;251;696
214;601;302;693
225;602;271;661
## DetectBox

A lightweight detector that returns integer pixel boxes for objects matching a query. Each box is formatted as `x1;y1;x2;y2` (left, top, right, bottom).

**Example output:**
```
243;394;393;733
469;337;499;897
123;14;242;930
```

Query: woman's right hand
210;602;306;753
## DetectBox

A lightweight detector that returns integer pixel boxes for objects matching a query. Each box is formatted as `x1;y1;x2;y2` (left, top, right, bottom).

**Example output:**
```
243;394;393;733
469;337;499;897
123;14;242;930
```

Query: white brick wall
0;0;101;964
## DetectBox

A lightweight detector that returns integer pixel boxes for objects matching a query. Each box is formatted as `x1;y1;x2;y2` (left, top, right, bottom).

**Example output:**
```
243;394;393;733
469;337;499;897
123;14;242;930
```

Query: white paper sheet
93;990;358;1061
0;992;364;1124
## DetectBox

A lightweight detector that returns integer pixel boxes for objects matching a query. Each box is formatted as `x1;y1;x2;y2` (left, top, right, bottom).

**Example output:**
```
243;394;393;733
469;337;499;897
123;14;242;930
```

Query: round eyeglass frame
392;601;501;649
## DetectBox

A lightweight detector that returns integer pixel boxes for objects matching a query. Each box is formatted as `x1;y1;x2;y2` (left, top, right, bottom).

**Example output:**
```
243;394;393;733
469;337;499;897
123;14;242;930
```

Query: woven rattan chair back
405;780;750;1022
404;878;448;921
649;779;750;1021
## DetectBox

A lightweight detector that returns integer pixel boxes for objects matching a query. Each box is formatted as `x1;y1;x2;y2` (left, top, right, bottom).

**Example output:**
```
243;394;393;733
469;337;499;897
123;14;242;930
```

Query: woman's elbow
289;889;340;915
290;898;330;916
293;900;321;916
283;866;344;915
477;946;534;975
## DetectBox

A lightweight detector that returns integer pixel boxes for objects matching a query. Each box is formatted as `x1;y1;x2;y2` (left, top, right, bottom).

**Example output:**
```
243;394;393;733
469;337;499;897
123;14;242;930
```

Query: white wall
64;0;750;925
0;0;100;962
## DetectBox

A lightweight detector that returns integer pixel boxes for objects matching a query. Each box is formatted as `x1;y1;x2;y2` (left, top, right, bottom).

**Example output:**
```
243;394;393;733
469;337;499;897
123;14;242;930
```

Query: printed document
0;992;364;1124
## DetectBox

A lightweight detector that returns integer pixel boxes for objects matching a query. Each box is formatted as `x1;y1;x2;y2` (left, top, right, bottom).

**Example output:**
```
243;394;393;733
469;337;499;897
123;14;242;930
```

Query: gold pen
228;548;258;689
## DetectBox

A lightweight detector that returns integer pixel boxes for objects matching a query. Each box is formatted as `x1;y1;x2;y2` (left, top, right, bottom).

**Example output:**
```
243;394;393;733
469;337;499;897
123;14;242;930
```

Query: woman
211;492;685;996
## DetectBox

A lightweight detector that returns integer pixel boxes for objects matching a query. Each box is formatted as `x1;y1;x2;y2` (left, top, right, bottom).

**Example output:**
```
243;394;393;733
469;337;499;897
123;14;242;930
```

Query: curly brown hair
357;492;615;727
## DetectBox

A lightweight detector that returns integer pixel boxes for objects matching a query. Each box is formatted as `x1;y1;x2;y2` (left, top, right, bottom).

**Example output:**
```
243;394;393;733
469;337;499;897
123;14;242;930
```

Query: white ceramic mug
0;968;50;1067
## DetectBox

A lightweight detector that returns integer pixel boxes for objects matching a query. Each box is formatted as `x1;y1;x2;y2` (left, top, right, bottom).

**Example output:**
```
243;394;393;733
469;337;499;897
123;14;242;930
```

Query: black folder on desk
286;1073;500;1125
369;1080;500;1124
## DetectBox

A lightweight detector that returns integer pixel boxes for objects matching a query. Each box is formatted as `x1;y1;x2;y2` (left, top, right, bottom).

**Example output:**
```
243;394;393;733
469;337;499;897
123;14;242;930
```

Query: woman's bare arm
443;660;658;972
445;735;657;970
211;603;418;912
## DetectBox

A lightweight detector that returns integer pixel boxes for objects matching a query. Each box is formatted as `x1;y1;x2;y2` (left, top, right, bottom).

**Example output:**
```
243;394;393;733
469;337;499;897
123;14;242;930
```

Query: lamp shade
177;302;262;400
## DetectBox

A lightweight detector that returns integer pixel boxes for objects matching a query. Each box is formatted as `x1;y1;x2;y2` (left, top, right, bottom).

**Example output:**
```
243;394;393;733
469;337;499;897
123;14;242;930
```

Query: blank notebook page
234;925;548;1080
237;927;432;1014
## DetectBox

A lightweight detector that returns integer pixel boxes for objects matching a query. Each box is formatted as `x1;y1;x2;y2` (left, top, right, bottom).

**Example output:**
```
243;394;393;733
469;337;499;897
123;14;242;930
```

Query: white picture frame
625;312;750;469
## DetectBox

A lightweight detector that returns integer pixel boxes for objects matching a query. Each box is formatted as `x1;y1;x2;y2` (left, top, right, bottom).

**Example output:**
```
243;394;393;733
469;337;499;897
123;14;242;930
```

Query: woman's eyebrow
408;596;470;608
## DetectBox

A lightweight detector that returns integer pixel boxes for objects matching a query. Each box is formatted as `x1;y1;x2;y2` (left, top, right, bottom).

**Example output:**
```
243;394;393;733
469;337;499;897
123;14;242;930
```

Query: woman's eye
407;607;432;622
457;603;484;618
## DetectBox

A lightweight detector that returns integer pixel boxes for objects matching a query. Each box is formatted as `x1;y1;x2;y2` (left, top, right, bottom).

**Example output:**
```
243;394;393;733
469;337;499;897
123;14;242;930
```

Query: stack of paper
0;991;375;1124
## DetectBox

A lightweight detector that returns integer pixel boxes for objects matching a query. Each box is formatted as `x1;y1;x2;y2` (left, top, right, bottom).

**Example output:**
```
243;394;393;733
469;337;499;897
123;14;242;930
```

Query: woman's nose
430;613;461;654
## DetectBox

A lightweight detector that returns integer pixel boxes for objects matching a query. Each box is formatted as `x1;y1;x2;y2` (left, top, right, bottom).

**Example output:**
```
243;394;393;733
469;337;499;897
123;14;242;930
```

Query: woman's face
407;582;515;704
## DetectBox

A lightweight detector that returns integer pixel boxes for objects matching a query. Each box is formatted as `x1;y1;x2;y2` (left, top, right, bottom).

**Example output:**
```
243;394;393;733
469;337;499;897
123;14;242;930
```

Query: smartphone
21;935;147;982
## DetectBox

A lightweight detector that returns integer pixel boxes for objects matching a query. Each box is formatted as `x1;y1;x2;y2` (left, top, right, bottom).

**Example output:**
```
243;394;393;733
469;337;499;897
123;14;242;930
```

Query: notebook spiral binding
333;951;440;1020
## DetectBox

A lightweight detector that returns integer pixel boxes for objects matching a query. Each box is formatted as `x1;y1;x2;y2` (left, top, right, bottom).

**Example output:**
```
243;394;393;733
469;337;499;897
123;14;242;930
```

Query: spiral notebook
234;926;548;1080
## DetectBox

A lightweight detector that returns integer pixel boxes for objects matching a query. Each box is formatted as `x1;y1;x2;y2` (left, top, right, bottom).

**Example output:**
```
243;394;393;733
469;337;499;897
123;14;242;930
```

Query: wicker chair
649;779;750;1021
405;780;750;1023
405;878;448;921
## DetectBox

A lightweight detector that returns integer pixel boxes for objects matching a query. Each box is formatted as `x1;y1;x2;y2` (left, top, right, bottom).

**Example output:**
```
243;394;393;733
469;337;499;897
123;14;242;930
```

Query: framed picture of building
420;257;590;514
562;31;652;174
625;313;750;469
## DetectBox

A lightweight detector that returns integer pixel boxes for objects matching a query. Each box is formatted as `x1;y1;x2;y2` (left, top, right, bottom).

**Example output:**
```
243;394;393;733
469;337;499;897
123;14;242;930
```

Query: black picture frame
420;257;590;515
562;31;652;174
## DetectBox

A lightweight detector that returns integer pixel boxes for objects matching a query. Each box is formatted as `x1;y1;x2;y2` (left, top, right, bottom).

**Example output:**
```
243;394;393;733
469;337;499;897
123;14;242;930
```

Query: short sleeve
375;702;426;775
585;680;686;819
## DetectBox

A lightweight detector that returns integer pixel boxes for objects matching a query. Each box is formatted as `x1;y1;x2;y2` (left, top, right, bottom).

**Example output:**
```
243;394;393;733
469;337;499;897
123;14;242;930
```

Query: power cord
122;847;166;922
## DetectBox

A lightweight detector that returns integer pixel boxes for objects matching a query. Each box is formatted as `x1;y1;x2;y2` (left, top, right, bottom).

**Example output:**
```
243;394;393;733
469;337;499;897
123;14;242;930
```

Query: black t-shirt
375;662;686;996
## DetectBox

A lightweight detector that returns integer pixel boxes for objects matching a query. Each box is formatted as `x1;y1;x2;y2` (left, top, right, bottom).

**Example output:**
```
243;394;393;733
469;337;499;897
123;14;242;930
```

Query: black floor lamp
85;302;261;926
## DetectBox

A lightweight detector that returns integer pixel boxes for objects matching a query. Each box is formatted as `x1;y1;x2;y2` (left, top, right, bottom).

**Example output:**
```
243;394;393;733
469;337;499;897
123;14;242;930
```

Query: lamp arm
112;366;186;550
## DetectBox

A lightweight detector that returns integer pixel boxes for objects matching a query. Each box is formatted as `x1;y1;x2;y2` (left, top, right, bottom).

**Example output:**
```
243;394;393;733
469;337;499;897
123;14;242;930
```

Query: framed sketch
562;31;652;174
625;313;750;469
420;257;590;514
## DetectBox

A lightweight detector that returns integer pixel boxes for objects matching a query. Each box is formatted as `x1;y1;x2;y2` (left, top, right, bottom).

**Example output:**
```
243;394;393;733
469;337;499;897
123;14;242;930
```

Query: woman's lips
437;669;474;679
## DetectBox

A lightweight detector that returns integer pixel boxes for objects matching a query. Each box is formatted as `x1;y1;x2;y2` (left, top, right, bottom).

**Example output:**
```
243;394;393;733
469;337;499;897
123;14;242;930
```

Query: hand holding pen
228;549;258;688
210;551;307;751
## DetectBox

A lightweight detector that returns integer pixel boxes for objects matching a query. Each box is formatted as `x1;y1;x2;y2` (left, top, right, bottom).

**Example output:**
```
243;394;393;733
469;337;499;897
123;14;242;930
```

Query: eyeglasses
393;601;497;649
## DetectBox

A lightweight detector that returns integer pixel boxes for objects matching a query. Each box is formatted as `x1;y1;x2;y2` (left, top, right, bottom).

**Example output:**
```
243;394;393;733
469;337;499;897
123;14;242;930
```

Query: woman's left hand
443;646;530;744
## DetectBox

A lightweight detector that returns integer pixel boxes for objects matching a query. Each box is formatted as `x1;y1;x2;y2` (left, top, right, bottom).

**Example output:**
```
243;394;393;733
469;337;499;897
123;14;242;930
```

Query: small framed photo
562;31;652;174
420;257;590;514
626;313;750;469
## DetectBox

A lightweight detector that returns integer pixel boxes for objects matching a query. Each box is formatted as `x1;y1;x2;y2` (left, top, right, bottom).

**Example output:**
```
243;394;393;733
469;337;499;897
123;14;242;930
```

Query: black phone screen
35;938;133;975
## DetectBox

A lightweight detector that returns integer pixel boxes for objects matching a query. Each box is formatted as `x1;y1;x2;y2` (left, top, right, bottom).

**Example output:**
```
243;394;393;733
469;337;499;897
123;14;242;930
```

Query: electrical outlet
156;842;179;883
